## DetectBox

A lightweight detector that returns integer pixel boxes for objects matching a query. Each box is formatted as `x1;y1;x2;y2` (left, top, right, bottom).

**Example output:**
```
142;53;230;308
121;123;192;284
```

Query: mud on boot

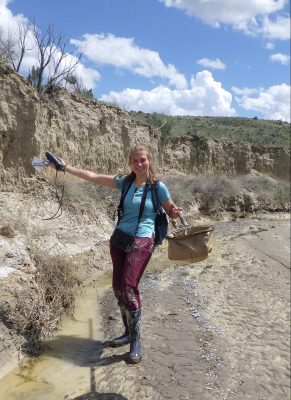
110;305;130;347
128;309;142;364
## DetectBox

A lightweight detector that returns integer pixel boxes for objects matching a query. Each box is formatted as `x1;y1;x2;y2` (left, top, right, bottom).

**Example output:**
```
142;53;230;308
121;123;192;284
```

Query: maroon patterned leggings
110;236;154;311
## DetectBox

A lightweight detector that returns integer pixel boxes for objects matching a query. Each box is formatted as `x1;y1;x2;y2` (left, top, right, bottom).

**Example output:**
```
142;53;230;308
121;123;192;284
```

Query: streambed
0;277;112;400
0;217;290;400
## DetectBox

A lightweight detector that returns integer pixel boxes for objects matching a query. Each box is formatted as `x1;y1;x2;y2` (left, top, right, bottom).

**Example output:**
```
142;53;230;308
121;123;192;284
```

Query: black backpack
151;181;168;246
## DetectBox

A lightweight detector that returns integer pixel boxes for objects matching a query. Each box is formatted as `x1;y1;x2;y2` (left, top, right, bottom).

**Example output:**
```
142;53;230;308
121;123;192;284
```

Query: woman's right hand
49;156;66;170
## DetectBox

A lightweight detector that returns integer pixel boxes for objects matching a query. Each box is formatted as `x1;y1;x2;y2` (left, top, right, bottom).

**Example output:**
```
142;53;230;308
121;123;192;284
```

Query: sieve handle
178;212;189;227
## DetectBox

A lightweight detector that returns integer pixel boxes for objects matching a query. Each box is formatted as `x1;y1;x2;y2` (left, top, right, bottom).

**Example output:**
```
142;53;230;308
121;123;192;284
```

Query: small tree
31;22;82;93
12;20;30;72
27;65;41;88
65;74;94;99
0;19;82;94
0;28;14;62
0;21;30;72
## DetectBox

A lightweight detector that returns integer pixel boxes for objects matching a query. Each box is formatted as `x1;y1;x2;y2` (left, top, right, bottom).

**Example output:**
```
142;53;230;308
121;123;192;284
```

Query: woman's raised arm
54;158;117;189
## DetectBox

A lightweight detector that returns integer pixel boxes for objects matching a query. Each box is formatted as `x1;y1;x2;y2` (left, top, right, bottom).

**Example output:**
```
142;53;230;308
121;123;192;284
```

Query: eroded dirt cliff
0;59;290;189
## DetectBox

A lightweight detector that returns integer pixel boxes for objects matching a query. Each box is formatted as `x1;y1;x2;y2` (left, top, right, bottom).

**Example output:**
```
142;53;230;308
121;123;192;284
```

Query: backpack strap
134;182;150;235
116;178;150;237
151;180;162;212
116;177;134;224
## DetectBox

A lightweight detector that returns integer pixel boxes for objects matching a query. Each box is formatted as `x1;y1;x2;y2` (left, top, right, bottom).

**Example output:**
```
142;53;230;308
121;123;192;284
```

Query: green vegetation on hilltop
130;112;290;148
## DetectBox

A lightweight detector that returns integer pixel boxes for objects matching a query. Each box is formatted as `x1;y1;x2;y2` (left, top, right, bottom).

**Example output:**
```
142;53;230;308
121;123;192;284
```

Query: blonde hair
124;146;157;184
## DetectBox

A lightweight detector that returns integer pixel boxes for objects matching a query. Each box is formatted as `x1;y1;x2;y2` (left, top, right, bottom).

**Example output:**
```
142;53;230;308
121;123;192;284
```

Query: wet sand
101;217;290;400
0;217;289;400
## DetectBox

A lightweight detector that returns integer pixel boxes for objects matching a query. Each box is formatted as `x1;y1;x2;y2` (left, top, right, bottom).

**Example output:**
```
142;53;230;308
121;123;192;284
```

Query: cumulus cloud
265;42;275;49
159;0;290;40
235;83;290;121
100;70;235;117
261;15;290;40
0;0;27;32
197;58;226;70
71;33;187;89
270;53;290;65
0;0;10;5
231;86;260;96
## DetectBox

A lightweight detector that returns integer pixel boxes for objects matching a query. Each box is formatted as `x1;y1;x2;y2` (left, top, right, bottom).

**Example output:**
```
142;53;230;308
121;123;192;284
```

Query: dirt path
97;218;290;400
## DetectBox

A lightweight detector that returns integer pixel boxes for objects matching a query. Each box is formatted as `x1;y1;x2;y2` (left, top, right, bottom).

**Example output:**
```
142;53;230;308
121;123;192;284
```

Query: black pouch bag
154;210;168;246
110;228;135;253
110;179;149;253
151;181;168;246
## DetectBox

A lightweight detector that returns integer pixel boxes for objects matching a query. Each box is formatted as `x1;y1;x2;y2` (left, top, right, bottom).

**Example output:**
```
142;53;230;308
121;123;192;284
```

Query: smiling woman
51;145;182;364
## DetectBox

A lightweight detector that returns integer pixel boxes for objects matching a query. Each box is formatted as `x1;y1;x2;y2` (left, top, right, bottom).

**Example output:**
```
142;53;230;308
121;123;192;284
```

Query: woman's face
130;150;150;177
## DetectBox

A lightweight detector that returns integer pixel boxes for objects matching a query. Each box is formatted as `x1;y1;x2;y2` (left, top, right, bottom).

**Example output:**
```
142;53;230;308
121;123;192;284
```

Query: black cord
42;170;66;220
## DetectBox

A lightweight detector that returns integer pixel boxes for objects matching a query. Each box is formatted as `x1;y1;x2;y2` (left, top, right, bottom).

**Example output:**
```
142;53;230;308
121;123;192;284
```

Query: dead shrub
163;173;289;215
189;176;239;212
0;255;81;354
0;224;16;238
163;174;239;212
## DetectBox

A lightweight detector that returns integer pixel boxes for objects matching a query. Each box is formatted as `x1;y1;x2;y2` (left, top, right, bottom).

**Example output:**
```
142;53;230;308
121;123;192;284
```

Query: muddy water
0;276;112;400
0;249;176;400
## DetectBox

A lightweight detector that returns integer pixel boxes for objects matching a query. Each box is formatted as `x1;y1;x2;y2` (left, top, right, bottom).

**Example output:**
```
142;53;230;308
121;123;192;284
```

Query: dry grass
0;255;81;354
162;174;290;215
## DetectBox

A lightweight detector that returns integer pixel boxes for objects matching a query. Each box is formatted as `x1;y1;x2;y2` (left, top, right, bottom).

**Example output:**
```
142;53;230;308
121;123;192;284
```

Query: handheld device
45;151;65;171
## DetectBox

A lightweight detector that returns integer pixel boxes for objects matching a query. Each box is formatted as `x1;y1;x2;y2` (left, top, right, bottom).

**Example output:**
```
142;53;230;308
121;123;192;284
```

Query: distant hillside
130;112;290;148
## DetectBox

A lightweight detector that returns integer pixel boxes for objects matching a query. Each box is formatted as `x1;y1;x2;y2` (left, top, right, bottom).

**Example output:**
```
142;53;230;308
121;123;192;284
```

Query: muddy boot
110;305;130;347
128;309;142;364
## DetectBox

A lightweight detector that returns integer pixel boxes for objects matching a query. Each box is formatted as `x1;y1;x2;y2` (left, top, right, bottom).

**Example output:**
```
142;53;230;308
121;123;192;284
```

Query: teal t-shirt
113;175;170;238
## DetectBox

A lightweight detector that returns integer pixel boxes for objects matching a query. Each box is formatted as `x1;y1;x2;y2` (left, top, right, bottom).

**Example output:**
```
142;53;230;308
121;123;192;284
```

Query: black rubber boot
128;309;142;364
110;305;130;347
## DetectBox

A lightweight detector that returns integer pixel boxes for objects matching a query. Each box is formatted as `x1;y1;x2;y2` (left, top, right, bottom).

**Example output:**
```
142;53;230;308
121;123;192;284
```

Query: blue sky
1;0;290;121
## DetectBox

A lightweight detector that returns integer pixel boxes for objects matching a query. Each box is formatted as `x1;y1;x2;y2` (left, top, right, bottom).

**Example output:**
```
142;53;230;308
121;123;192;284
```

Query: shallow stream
0;247;175;400
0;276;112;400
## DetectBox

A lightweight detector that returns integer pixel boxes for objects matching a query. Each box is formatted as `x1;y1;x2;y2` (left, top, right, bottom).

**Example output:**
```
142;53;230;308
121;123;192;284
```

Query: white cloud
265;41;275;49
71;33;187;89
261;15;291;40
73;63;101;88
101;70;235;117
159;0;290;40
197;58;226;70
0;0;27;32
235;83;290;121
270;53;290;65
231;86;260;96
0;0;10;6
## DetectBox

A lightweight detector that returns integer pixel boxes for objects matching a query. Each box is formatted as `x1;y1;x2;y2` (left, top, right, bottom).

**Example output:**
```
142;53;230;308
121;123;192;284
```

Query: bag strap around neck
116;177;150;237
117;178;134;223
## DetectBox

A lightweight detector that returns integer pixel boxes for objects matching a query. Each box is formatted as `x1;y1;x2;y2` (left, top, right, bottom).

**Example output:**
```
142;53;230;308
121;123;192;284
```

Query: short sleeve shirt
113;175;170;238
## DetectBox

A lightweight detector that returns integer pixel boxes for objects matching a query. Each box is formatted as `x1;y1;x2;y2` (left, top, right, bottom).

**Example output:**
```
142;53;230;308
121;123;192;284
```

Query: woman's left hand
170;206;183;219
162;199;183;219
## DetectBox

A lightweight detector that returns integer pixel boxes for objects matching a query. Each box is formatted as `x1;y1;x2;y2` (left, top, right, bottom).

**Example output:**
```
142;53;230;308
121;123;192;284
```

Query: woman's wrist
169;204;175;219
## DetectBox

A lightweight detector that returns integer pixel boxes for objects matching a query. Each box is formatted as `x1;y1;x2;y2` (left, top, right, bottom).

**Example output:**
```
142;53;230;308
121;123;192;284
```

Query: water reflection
45;335;125;367
44;317;127;400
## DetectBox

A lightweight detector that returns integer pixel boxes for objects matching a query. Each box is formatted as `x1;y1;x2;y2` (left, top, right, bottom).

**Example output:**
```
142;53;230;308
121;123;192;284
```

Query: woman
56;146;182;363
